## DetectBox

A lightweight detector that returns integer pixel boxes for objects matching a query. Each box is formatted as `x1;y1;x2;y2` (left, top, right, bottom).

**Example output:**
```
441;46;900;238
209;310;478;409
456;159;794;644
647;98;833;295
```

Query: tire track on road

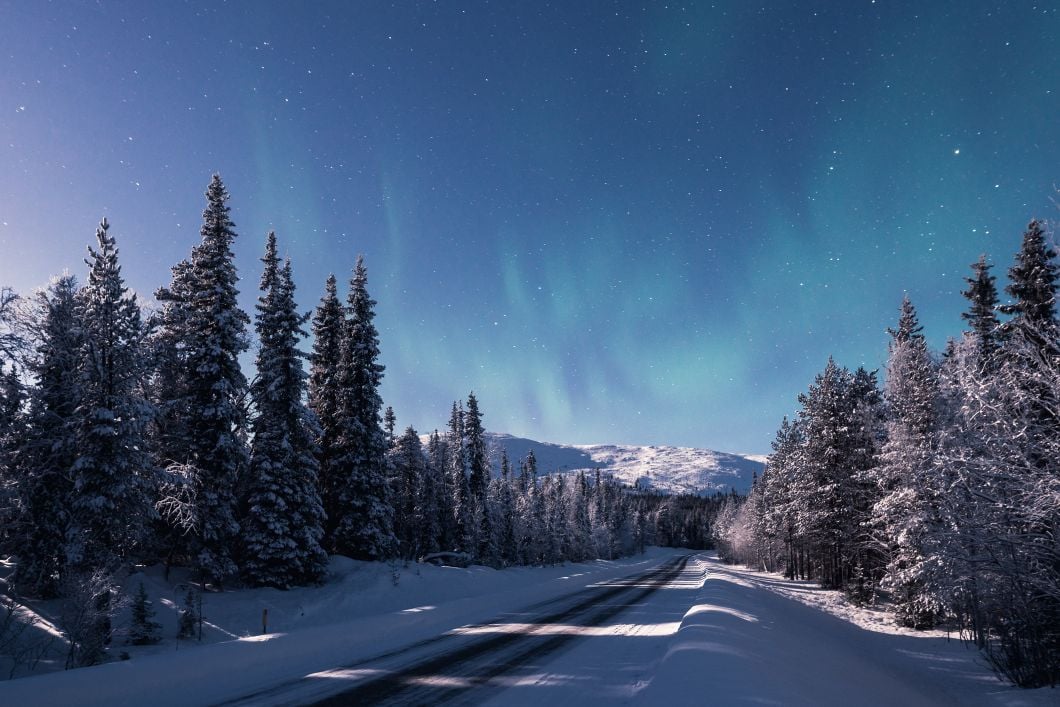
309;554;692;706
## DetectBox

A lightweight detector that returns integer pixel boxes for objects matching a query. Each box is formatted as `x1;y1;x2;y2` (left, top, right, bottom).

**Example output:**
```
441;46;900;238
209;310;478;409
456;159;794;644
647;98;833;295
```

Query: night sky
1;2;1058;454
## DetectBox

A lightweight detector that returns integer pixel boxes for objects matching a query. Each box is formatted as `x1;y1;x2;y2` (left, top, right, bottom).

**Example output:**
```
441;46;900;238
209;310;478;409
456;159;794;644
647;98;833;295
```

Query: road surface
223;554;694;705
222;554;1042;707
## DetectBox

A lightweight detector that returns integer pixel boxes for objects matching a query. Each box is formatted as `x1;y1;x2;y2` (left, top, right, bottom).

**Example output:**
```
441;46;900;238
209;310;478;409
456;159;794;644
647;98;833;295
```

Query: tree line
713;219;1060;687
0;176;716;666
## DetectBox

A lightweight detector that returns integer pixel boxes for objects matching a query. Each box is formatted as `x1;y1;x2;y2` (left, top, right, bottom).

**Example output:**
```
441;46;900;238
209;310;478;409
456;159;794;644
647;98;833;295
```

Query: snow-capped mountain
484;433;764;495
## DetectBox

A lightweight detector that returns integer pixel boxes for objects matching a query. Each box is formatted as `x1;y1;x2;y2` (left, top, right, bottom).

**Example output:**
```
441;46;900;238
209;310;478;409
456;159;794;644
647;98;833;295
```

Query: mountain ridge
483;432;763;495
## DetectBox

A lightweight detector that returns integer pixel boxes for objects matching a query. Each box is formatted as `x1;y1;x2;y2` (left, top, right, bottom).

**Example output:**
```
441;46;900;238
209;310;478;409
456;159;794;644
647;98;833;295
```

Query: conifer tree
128;581;161;645
961;255;1001;366
149;260;198;568
590;467;610;557
846;366;884;597
0;286;22;365
465;393;487;506
14;276;81;597
874;296;942;628
497;450;517;566
569;470;593;562
426;430;452;552
331;256;394;560
604;481;631;558
1000;219;1058;338
446;402;470;552
308;274;344;545
150;259;194;470
464;392;490;560
520;450;537;495
388;426;425;560
524;459;546;564
384;406;396;447
68;219;153;574
0;364;21;537
792;358;870;589
419;430;444;556
998;219;1060;455
176;588;198;640
761;417;803;578
242;234;327;587
171;175;251;584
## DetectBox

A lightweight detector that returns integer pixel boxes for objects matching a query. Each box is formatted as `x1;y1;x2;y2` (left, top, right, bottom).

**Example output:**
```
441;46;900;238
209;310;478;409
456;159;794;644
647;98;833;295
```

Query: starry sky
1;1;1058;454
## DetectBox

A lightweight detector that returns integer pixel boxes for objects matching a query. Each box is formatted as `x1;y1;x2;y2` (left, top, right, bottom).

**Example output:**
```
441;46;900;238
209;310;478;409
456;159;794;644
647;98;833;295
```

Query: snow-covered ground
485;557;1056;707
3;552;1055;706
0;549;683;705
486;433;763;495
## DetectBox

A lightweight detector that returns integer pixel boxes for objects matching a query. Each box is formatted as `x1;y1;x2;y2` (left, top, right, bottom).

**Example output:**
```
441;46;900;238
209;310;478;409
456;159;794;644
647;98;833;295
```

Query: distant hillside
484;433;763;495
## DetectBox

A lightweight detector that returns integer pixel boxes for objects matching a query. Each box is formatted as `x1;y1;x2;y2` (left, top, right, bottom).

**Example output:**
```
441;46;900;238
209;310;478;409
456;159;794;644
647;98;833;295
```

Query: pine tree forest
713;220;1060;687
0;176;716;666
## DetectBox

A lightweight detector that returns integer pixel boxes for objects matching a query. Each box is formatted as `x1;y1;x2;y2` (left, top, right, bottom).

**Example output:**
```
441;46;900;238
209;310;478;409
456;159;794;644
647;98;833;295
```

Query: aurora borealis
1;2;1058;453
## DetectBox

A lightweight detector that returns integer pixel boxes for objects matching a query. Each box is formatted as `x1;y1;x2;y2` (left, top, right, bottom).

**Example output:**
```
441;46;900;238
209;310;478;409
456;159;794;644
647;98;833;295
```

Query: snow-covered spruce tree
0;363;23;546
972;219;1060;686
607;483;635;557
307;273;344;546
387;426;425;560
0;363;19;431
464;392;491;561
872;296;944;628
148;259;198;570
176;588;198;640
933;335;998;643
166;175;250;584
383;406;396;447
844;366;885;601
149;259;194;472
567;470;592;562
589;467;610;558
445;401;470;553
961;255;1001;368
999;219;1059;458
67;219;154;575
495;451;517;566
760;417;803;578
792;358;866;590
128;581;161;645
241;234;327;588
13;276;81;598
416;431;442;557
0;285;23;364
331;256;394;560
519;454;544;564
0;283;23;528
425;430;449;554
540;475;560;564
1000;219;1058;340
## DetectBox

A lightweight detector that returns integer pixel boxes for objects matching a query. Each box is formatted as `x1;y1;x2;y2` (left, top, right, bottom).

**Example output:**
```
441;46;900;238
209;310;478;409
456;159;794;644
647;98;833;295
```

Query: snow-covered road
226;555;693;705
484;557;1052;707
228;555;1051;706
3;551;1053;706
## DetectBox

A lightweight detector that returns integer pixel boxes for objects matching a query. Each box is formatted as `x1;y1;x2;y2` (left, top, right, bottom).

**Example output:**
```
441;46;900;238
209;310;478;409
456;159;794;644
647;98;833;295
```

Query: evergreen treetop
1001;219;1058;335
961;255;1001;363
